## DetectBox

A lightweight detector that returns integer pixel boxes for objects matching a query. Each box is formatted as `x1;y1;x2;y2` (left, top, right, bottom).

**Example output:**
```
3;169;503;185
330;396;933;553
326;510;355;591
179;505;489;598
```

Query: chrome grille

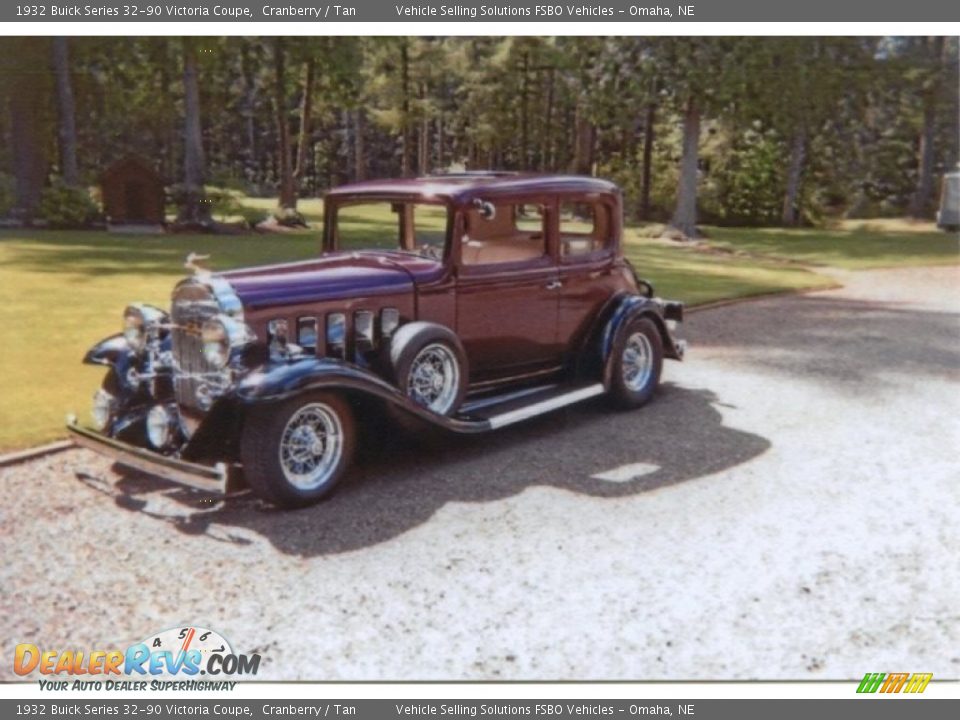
171;282;223;411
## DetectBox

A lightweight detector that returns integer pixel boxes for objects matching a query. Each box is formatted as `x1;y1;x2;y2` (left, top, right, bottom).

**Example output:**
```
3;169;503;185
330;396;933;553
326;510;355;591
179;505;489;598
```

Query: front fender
83;333;133;368
233;358;488;433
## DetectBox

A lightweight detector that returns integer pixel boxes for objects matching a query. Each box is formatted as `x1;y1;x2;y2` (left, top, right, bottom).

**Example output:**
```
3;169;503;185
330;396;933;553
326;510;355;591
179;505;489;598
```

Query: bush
167;184;246;224
38;182;100;228
238;207;269;229
204;186;244;221
709;127;784;226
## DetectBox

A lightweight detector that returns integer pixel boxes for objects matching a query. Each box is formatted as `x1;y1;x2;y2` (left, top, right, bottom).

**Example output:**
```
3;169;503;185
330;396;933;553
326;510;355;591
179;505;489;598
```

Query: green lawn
0;209;955;451
706;224;959;269
622;230;835;307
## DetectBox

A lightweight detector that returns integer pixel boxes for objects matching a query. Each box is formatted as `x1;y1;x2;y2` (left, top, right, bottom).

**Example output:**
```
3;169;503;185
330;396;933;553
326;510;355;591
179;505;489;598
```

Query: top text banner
5;0;960;23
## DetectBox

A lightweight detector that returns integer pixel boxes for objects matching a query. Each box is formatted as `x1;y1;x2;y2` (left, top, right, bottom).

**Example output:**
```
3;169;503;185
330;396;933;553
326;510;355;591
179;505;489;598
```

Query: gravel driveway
2;265;958;681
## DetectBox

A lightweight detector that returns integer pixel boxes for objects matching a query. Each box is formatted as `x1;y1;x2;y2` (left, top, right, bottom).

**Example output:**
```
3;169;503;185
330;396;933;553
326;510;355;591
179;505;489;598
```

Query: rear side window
559;202;613;257
461;202;547;266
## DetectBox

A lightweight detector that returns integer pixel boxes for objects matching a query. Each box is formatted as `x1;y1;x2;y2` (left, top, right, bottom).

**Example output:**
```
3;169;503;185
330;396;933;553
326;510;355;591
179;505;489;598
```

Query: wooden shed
100;157;165;225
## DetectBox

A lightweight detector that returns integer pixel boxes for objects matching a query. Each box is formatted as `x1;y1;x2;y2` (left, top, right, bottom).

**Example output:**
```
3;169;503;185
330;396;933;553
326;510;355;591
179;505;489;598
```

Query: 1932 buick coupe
68;173;685;507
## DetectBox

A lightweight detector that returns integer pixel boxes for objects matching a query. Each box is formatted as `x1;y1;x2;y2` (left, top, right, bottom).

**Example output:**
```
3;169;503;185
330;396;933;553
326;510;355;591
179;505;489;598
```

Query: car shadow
688;295;960;390
83;383;770;556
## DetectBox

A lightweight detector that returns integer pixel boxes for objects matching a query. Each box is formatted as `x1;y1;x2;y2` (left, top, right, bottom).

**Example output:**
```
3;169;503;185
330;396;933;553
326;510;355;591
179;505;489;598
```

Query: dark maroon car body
68;173;685;507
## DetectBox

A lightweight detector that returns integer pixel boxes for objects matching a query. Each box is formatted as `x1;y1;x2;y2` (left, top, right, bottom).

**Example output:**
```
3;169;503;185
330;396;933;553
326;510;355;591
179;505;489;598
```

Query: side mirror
473;199;496;220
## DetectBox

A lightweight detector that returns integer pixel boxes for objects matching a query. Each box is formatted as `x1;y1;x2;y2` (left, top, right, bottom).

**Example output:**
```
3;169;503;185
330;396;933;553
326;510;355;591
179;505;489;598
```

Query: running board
482;384;605;429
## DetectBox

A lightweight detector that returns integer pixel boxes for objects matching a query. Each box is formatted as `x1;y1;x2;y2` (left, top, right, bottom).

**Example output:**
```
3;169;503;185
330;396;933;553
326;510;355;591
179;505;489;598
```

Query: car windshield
329;200;449;260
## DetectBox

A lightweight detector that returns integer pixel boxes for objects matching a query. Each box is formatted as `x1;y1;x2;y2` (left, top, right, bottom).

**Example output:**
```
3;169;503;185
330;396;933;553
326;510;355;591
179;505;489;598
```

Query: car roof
324;173;619;204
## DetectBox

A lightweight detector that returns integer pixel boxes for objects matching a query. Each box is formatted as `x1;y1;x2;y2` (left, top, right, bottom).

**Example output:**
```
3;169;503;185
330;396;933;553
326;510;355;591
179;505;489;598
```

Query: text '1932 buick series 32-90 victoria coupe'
68;173;686;508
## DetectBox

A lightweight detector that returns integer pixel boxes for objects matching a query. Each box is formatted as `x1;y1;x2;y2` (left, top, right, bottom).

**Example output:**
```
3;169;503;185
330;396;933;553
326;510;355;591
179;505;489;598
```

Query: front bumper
66;417;229;494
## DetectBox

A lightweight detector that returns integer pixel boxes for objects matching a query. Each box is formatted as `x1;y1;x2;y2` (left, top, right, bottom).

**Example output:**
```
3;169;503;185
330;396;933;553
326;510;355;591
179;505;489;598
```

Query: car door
556;197;621;353
454;198;562;383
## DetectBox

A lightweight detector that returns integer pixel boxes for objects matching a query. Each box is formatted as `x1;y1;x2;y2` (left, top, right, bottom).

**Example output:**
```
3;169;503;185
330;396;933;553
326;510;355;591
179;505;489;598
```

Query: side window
559;202;612;257
461;202;547;266
411;204;448;253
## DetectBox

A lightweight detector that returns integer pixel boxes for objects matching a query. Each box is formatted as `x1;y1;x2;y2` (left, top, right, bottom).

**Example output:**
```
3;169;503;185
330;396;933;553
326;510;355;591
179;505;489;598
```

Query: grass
706;223;959;270
622;229;835;307
0;203;955;451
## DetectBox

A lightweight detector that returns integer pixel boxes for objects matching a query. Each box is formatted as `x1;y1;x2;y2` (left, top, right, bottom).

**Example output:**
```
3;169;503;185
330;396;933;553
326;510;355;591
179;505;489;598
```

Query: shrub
38;182;100;228
204;186;244;221
238;207;269;229
168;184;246;223
709;127;784;226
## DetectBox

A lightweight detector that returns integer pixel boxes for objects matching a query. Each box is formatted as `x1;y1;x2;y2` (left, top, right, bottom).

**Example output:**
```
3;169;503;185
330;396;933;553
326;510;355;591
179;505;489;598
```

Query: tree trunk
159;39;177;182
542;67;555;170
400;41;413;177
519;51;529;170
572;100;595;175
418;82;429;174
240;40;258;185
293;56;315;190
909;100;936;219
178;38;211;225
668;97;700;239
8;86;45;222
639;98;656;221
781;130;807;226
272;38;296;211
909;36;946;219
353;109;366;182
51;37;79;187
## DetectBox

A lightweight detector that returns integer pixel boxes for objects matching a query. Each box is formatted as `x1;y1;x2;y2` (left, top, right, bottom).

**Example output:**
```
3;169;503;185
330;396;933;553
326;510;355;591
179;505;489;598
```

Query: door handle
545;280;562;290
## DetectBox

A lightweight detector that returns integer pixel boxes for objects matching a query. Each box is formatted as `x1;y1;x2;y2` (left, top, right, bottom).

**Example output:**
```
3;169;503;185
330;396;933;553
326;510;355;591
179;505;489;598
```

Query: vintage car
68;173;685;507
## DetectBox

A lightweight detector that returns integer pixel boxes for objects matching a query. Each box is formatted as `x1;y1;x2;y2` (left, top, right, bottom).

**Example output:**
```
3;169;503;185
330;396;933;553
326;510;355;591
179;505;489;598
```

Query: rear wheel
607;316;663;409
241;392;355;508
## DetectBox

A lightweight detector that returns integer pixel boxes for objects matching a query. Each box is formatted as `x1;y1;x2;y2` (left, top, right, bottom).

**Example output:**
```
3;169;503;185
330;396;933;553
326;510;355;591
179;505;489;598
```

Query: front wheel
241;392;355;508
607;316;664;409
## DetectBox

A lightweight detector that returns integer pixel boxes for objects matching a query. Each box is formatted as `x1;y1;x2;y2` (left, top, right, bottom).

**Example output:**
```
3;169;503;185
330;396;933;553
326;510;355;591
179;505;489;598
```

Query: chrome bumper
66;417;228;494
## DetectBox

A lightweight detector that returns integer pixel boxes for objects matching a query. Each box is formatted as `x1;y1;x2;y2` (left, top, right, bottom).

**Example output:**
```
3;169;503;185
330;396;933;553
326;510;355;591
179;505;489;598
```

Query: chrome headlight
123;304;167;353
201;315;254;369
123;306;146;352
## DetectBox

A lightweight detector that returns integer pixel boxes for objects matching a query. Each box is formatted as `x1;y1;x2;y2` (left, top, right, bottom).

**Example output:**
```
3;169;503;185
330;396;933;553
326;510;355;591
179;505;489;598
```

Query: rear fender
578;293;684;386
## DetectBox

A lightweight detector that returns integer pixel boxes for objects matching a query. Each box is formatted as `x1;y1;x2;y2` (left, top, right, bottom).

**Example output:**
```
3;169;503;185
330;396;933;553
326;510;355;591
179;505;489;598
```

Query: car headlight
123;306;146;352
201;315;254;369
122;304;167;353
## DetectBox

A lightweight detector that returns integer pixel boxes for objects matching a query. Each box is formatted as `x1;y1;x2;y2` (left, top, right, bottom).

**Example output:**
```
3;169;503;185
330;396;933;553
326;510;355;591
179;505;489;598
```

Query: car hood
218;251;442;310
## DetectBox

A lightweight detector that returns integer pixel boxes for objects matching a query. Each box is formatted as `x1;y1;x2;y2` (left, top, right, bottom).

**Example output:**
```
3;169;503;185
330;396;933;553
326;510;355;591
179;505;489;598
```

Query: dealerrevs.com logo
856;672;933;694
14;626;261;691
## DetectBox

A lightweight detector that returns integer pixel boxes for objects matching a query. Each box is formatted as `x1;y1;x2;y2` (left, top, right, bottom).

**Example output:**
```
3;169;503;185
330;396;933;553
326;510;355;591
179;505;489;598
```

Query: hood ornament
184;252;211;275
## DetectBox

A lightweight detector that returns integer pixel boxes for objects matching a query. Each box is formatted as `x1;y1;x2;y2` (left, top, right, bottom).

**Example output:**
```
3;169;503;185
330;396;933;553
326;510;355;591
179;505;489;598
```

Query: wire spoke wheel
621;331;654;392
278;402;344;490
406;343;460;414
